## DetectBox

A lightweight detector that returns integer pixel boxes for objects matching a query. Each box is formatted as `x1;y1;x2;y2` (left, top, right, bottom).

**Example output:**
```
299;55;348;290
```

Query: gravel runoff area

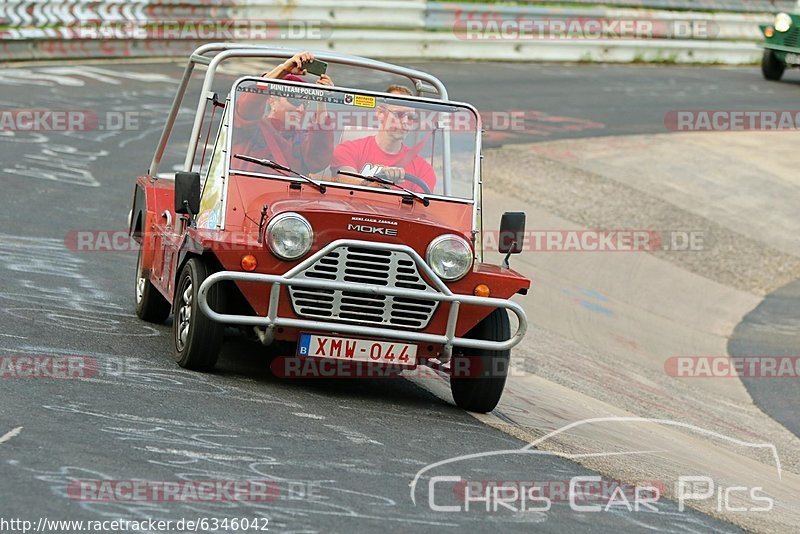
470;135;800;533
480;134;800;471
483;142;800;297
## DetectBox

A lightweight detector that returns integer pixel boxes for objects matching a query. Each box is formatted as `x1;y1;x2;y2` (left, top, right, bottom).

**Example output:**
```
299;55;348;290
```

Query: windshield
228;78;479;201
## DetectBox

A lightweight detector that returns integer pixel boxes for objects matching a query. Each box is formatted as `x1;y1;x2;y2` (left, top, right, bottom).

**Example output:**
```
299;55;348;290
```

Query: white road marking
0;426;23;444
292;412;326;420
0;66;177;88
0;333;26;339
139;446;264;462
324;425;382;445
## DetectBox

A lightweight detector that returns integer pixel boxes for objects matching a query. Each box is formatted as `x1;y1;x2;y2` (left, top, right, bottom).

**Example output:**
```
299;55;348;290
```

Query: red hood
238;188;475;247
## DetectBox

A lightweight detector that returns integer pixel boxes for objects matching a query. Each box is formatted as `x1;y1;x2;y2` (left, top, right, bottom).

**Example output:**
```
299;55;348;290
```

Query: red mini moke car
130;43;530;412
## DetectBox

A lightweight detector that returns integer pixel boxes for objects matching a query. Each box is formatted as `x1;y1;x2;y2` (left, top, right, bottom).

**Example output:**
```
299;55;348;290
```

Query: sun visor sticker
238;82;344;104
343;94;377;108
238;82;403;111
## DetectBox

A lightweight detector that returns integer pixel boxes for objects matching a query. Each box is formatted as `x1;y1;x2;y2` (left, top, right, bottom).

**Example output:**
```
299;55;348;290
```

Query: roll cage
149;42;455;178
147;42;484;254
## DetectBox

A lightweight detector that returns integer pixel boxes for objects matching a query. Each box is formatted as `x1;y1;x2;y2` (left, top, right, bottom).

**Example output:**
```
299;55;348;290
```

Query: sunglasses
383;107;419;122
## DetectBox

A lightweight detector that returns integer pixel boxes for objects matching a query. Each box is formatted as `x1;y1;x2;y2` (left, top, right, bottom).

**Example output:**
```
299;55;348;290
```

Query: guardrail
490;0;796;15
0;0;777;64
0;0;425;39
428;3;772;42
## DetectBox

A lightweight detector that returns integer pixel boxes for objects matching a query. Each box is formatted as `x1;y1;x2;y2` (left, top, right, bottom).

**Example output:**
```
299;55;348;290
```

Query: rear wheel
173;257;224;371
450;308;511;413
134;247;170;323
762;49;785;81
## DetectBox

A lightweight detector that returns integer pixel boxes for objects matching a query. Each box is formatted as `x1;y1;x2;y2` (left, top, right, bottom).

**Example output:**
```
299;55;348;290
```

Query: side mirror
498;212;526;254
175;172;201;215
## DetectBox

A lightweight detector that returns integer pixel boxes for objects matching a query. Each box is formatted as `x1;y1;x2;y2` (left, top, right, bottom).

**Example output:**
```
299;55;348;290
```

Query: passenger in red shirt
332;85;437;194
233;51;334;175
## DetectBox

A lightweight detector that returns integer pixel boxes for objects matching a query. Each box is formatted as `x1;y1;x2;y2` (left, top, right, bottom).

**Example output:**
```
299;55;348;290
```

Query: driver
233;51;335;175
331;85;436;194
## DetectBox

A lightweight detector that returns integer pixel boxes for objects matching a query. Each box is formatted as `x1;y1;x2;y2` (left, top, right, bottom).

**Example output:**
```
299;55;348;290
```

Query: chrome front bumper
196;239;528;359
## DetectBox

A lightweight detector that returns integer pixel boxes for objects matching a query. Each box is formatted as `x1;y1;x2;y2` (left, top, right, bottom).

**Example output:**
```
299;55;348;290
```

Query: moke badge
348;216;398;236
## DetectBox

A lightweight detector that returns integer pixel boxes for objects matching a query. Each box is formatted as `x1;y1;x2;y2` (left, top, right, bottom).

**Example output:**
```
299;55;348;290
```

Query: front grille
785;27;799;48
288;246;439;329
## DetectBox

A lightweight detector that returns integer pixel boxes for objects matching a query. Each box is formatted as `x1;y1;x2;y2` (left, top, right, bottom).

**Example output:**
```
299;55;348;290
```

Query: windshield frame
226;76;482;205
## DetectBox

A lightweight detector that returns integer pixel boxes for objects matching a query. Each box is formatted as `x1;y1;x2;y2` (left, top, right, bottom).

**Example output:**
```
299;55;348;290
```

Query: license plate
298;334;417;366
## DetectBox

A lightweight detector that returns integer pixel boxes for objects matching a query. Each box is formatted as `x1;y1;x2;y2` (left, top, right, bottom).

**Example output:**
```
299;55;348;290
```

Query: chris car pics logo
409;417;779;514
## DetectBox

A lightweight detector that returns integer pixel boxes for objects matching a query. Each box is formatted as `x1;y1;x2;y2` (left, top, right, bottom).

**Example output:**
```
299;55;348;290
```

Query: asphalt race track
1;60;797;532
729;277;800;437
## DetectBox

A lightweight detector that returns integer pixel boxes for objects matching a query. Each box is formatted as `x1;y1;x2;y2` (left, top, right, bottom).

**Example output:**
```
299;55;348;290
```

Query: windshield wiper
234;154;326;194
337;170;429;207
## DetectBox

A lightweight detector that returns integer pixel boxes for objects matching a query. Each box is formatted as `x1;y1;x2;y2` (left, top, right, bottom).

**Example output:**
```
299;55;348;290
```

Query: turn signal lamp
474;284;491;298
241;254;258;272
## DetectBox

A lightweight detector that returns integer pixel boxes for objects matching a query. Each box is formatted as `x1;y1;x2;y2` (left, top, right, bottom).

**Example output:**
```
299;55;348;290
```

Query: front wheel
449;308;511;413
173;257;224;371
761;49;785;81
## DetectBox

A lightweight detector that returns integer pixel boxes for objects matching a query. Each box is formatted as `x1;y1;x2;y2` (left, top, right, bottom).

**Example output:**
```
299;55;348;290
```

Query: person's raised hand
280;51;314;77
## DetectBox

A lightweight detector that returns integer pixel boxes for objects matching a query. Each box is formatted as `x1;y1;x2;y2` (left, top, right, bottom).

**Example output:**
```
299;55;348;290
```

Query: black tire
173;257;224;371
762;49;785;81
450;308;511;413
134;247;170;323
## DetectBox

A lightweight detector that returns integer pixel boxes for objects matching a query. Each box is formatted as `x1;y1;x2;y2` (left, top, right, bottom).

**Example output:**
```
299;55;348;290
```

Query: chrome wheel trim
176;279;193;351
135;252;146;305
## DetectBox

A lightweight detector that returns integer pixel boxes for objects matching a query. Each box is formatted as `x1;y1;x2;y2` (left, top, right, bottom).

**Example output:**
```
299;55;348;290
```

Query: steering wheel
375;172;432;195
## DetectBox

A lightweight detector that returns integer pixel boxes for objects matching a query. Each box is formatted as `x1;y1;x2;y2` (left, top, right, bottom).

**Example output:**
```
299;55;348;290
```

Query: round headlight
426;234;473;281
775;13;792;32
266;212;313;260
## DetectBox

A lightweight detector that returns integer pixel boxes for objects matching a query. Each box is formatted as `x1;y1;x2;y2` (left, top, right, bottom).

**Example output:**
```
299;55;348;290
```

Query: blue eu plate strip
298;334;312;356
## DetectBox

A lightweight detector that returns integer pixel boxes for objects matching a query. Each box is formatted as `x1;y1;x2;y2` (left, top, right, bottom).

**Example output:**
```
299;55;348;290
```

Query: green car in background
761;6;800;80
